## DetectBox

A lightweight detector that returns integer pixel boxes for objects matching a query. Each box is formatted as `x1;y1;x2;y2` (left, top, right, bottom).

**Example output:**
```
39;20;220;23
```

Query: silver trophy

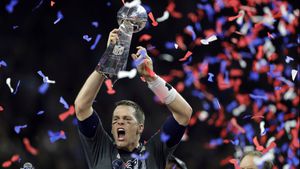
96;4;148;83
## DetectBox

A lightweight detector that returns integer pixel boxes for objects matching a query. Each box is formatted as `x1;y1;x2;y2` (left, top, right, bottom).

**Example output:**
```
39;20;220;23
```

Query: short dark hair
241;151;273;169
115;100;145;124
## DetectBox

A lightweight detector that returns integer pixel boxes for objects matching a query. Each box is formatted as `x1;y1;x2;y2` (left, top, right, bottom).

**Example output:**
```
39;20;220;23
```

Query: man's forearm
75;71;106;120
147;75;193;126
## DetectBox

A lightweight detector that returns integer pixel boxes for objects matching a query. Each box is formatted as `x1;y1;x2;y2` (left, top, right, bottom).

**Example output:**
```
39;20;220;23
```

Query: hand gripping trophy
96;4;148;84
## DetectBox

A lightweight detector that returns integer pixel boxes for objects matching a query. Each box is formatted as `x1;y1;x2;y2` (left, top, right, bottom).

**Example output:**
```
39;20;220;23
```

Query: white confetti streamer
156;11;170;22
117;69;137;79
6;78;14;93
201;35;217;45
291;69;297;81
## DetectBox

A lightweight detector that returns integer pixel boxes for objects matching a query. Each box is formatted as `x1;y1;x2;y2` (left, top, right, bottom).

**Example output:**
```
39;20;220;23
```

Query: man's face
240;155;258;169
111;105;144;151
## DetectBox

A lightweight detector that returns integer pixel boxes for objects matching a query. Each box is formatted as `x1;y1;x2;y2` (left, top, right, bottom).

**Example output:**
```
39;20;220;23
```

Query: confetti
37;110;44;115
6;78;14;93
200;35;217;45
131;151;149;160
212;98;221;110
0;60;8;67
249;94;268;101
14;124;27;134
83;35;92;42
0;105;4;112
253;136;264;151
160;132;170;143
124;0;141;8
37;70;56;84
285;56;294;63
59;96;69;109
208;73;214;82
156;11;170;22
32;0;44;11
260;121;266;136
179;51;192;61
5;0;19;13
50;1;55;7
91;21;99;28
148;12;158;27
105;79;115;95
229;159;241;169
139;34;152;42
23;137;38;155
58;105;75;121
13;80;20;95
48;130;66;143
38;83;49;94
117;69;137;79
90;34;102;50
54;11;64;24
184;25;196;40
291;69;297;81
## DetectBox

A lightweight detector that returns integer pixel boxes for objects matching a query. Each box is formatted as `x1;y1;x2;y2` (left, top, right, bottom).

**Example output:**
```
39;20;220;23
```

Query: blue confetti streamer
90;34;102;50
212;98;221;110
160;132;170;143
59;96;69;109
83;35;92;42
91;21;99;28
0;60;8;67
14;124;27;134
226;101;238;112
48;130;67;143
131;151;150;160
37;110;45;115
32;0;44;11
13;80;21;95
6;0;19;13
208;73;214;82
54;11;64;24
38;83;49;94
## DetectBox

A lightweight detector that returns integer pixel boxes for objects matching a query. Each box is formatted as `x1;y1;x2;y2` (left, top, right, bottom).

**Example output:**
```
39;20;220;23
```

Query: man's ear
138;124;144;134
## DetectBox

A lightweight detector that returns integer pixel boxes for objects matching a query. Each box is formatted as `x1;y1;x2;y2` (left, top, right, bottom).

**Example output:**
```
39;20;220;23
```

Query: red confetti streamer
105;79;116;95
228;12;243;21
139;34;152;42
253;136;264;152
23;137;38;155
2;161;11;168
262;141;276;154
50;1;55;7
58;105;75;121
179;51;192;61
291;128;299;148
267;32;274;39
175;35;187;50
230;118;245;134
229;159;241;169
0;105;4;112
148;12;158;27
256;45;264;59
144;63;155;78
10;154;20;162
175;82;185;92
166;1;182;19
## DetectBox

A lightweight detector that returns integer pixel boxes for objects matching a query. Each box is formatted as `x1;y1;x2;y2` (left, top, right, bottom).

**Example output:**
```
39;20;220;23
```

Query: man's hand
131;46;157;82
107;29;119;47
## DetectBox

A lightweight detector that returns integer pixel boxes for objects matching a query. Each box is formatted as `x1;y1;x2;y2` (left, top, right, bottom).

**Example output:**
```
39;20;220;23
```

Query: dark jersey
78;111;186;169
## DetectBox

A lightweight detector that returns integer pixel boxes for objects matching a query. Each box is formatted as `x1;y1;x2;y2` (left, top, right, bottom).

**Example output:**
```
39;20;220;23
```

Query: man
75;29;193;169
240;151;273;169
165;155;187;169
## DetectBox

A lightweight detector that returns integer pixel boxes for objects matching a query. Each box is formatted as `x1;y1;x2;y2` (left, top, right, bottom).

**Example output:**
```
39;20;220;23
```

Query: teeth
117;128;125;132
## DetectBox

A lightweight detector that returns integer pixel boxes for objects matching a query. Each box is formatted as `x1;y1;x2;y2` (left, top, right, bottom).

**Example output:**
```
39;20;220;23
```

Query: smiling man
75;29;193;169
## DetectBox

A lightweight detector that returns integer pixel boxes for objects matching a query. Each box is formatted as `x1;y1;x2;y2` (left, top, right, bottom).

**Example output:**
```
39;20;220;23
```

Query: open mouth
117;128;126;141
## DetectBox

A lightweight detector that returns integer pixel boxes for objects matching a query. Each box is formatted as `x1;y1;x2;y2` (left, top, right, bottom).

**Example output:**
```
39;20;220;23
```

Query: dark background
0;0;299;169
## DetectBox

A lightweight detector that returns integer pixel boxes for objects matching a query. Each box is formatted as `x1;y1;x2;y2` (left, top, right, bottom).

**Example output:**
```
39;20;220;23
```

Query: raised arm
131;47;193;126
75;29;120;121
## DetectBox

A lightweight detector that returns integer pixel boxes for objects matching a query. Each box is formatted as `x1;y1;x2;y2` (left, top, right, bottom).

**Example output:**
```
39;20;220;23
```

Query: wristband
147;75;177;104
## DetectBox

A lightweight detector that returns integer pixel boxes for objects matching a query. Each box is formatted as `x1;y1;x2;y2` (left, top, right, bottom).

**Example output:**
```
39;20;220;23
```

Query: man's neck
119;142;140;152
